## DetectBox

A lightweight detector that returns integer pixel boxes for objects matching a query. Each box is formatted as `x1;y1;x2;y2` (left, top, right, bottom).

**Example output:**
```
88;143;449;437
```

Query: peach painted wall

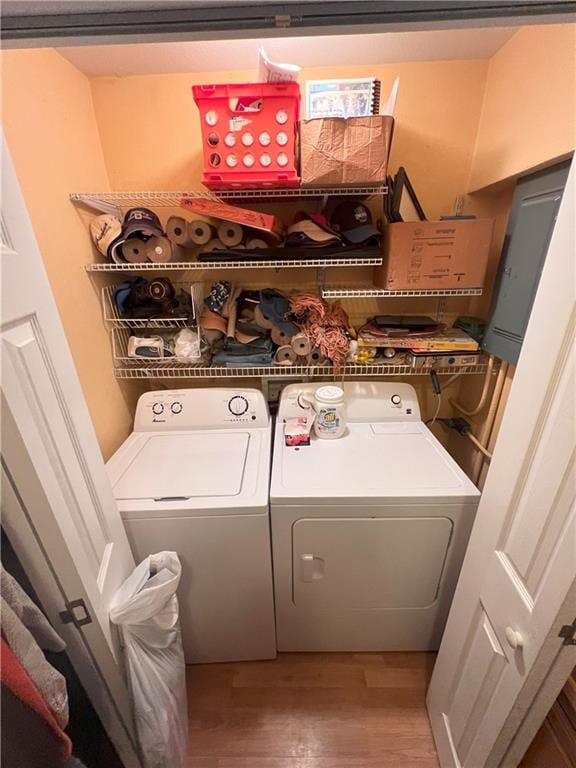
90;60;489;219
469;23;576;191
88;59;489;439
1;48;139;460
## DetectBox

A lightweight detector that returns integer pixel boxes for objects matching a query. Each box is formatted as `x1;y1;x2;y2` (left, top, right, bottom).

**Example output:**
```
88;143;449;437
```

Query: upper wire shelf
112;359;491;380
71;186;388;215
86;256;382;273
322;286;483;299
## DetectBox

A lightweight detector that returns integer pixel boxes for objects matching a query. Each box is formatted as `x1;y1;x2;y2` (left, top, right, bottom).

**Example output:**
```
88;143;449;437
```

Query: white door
0;135;140;766
427;159;575;766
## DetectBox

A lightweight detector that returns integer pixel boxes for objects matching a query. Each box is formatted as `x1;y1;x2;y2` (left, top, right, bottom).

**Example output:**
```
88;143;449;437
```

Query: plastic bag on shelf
110;552;187;768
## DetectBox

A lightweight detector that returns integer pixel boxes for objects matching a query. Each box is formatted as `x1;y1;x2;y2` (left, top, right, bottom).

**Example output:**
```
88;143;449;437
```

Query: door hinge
59;598;92;629
559;619;576;646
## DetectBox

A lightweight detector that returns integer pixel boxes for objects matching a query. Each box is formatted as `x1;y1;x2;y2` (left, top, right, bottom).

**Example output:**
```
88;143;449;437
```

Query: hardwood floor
187;653;439;768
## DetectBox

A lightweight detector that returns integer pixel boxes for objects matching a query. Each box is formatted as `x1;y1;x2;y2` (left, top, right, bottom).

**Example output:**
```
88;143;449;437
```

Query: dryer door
293;516;453;610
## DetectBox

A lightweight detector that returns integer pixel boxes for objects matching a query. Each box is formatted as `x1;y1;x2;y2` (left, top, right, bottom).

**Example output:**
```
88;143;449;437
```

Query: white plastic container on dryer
298;385;347;439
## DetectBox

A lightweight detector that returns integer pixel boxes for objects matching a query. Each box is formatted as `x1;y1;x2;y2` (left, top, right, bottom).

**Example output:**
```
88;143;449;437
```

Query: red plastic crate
192;82;301;190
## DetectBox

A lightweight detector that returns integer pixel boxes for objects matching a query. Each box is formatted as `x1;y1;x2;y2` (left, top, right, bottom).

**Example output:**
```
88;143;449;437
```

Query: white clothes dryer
270;382;480;652
107;388;276;663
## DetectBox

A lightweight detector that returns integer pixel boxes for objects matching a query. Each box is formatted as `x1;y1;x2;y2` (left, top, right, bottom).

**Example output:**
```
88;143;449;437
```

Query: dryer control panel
278;382;421;423
134;388;269;430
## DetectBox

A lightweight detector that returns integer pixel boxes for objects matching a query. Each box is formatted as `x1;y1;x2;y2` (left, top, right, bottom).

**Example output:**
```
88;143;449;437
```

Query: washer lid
278;422;476;496
112;432;250;500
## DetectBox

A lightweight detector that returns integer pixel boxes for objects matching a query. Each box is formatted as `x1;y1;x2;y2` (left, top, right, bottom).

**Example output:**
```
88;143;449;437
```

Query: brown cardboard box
374;219;494;291
299;115;393;186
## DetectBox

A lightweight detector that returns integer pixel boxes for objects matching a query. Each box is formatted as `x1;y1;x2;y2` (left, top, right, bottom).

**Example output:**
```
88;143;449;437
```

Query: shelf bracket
317;267;326;294
436;297;448;323
274;14;292;28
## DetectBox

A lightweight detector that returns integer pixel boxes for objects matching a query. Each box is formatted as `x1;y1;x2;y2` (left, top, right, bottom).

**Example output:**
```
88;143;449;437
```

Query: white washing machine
270;382;480;652
107;388;276;663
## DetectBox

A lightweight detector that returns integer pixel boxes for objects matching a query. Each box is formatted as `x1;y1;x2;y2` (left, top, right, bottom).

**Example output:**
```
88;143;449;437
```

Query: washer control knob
152;402;164;415
228;395;249;416
391;394;402;406
171;402;183;414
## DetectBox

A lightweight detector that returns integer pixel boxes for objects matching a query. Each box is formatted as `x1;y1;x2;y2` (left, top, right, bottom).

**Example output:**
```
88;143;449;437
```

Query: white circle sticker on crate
226;154;238;167
259;131;271;146
276;131;289;146
243;154;255;167
275;110;289;125
260;153;272;167
224;133;237;147
241;132;254;146
205;110;218;126
277;152;289;167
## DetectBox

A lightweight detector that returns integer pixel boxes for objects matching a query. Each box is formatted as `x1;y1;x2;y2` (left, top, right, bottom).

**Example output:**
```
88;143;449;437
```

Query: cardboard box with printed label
299;115;394;187
373;219;494;291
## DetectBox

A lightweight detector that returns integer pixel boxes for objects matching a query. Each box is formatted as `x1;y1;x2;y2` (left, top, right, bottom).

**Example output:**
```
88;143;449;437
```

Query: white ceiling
57;26;518;77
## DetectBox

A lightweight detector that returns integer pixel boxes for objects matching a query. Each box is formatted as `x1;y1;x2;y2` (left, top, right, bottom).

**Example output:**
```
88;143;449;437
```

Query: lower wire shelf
113;359;491;379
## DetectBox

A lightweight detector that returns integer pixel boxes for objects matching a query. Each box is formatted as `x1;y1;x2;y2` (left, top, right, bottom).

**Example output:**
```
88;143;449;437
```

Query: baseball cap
107;208;166;263
259;289;299;336
285;220;342;248
122;208;164;238
294;211;341;237
90;214;122;257
331;201;381;245
108;239;128;264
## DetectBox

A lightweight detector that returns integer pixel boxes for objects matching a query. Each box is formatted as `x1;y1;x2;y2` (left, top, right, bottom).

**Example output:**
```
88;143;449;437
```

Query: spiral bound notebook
306;78;381;119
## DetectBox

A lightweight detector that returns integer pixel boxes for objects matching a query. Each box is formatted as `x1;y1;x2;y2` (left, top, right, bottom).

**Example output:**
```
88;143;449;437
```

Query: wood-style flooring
187;652;439;768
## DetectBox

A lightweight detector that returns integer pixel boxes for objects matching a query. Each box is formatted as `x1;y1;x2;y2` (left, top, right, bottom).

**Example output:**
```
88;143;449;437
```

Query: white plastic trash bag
110;551;188;768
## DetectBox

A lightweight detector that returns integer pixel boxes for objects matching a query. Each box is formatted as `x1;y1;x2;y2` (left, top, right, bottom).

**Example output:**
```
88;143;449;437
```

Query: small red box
192;82;301;190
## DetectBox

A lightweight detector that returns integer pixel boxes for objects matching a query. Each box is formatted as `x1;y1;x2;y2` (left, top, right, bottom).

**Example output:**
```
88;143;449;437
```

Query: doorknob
505;627;524;650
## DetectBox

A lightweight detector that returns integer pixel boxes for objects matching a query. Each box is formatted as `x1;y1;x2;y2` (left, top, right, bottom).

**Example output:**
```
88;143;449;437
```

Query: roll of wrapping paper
146;236;173;263
275;345;297;364
167;216;193;247
203;238;225;252
271;325;295;346
226;285;242;339
148;278;175;301
254;304;275;330
122;238;149;263
291;333;311;356
246;237;268;250
308;347;323;364
188;220;215;246
217;221;244;248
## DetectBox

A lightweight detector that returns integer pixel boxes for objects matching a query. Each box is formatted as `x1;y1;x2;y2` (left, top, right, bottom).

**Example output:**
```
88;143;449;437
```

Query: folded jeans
211;352;275;367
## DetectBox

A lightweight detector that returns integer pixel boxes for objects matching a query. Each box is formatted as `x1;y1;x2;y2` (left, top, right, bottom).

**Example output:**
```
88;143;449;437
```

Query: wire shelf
102;283;203;329
112;359;491;380
86;256;382;273
71;186;388;214
322;286;483;299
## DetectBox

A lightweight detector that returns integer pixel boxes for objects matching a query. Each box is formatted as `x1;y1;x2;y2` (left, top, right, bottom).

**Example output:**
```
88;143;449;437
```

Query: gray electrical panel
483;159;571;366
